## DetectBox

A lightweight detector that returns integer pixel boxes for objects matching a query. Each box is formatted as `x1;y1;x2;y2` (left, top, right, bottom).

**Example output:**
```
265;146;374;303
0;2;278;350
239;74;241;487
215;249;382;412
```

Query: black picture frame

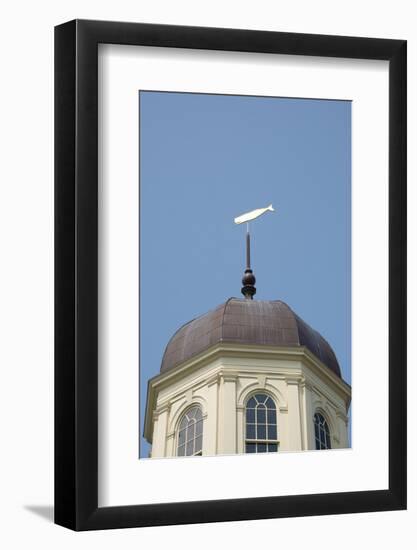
55;19;407;531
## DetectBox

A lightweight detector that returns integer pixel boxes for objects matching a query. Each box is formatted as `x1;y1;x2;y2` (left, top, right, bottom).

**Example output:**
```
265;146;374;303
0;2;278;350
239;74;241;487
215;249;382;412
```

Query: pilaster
285;377;303;451
150;405;169;458
205;374;220;455
218;372;237;455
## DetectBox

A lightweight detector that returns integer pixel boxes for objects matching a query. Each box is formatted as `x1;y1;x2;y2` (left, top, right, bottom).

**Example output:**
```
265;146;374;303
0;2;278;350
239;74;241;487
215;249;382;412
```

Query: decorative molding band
148;342;351;394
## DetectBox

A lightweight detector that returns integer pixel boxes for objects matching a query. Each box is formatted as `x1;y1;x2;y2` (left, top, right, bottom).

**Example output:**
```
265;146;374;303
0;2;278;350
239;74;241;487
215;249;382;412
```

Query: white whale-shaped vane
234;204;275;225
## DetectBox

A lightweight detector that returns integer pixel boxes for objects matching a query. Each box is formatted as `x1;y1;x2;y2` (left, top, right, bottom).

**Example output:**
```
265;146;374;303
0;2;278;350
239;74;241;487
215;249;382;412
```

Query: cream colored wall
147;347;350;458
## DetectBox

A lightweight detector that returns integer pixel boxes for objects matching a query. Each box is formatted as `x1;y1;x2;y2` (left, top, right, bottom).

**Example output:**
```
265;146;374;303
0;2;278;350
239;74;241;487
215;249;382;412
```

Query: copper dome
160;298;342;378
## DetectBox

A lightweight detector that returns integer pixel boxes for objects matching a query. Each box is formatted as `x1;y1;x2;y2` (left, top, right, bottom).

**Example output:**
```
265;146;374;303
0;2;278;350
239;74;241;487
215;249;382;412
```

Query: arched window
177;406;203;456
245;393;278;453
314;412;331;450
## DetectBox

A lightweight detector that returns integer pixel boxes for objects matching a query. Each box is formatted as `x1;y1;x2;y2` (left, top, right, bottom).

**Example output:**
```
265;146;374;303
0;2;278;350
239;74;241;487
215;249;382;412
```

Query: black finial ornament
241;228;256;299
242;268;256;299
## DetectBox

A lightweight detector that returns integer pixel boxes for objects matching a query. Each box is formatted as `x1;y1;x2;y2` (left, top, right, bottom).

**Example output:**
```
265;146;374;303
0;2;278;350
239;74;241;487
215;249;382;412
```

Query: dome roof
160;298;341;378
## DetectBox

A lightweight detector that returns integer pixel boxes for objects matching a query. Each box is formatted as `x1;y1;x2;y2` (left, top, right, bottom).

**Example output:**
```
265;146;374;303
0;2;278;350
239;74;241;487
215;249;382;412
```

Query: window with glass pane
177;406;203;456
313;412;331;450
245;393;278;453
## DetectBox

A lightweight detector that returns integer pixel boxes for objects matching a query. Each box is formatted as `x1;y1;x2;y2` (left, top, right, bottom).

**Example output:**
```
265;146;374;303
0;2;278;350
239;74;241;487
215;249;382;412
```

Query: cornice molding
149;343;350;392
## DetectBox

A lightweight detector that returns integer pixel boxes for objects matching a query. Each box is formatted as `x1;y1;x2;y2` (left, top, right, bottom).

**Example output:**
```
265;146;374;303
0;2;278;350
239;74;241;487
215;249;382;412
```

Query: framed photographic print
55;20;406;530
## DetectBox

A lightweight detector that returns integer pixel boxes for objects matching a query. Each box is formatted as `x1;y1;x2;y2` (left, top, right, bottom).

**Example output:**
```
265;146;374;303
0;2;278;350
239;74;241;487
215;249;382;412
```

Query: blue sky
139;91;351;458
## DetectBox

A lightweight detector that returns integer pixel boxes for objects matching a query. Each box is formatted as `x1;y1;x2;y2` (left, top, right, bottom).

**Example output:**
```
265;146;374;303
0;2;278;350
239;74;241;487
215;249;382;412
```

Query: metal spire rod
246;222;251;269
